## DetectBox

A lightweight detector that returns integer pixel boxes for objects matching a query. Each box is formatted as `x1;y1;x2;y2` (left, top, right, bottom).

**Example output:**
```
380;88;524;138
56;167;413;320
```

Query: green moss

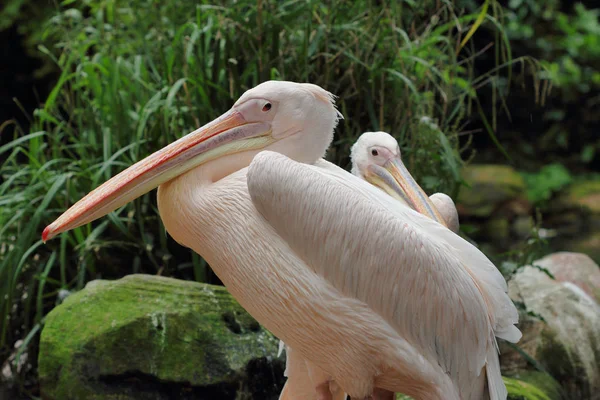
38;275;280;400
561;180;600;214
566;180;600;198
458;165;527;217
504;376;555;400
533;302;599;398
537;317;586;387
394;374;559;400
504;372;562;400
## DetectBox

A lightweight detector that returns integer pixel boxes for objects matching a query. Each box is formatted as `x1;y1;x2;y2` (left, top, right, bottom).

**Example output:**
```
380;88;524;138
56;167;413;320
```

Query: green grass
0;0;537;391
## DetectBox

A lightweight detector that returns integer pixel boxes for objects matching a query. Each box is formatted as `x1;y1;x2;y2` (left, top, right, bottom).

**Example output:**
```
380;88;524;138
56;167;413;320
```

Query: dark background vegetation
0;0;598;397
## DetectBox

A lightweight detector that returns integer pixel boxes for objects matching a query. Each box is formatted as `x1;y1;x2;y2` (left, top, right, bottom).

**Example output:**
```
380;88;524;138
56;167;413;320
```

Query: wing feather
310;158;520;344
247;151;506;393
312;157;520;344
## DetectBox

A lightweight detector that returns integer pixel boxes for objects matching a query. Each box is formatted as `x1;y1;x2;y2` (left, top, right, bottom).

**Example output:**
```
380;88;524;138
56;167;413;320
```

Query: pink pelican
43;81;520;400
278;131;463;400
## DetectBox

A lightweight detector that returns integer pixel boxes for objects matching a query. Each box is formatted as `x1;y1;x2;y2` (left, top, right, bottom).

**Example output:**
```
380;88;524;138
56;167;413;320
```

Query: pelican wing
247;151;518;399
306;157;519;344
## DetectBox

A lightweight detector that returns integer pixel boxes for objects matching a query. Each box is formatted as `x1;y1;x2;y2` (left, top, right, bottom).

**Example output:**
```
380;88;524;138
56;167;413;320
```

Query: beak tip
42;225;53;243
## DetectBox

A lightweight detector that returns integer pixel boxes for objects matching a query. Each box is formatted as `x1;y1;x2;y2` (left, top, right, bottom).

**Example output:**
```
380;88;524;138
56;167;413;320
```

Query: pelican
350;131;459;233
43;81;520;400
278;131;463;400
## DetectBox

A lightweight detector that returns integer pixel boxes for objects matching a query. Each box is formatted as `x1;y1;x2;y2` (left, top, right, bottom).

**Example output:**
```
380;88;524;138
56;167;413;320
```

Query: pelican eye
262;103;272;112
371;149;379;156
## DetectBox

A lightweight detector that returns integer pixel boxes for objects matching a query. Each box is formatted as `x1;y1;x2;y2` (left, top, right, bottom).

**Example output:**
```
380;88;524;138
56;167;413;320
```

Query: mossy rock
394;373;560;400
504;372;562;400
503;266;600;398
38;274;284;400
559;180;600;216
457;165;527;217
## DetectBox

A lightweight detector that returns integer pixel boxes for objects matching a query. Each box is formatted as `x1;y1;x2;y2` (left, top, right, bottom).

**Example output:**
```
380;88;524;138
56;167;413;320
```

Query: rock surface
533;252;600;302
37;273;574;400
501;258;600;399
38;274;284;400
558;180;600;220
457;164;528;217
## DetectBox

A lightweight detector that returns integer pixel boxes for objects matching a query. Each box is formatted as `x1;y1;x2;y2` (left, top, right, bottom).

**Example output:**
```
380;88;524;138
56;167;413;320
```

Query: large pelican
278;131;462;400
43;81;520;400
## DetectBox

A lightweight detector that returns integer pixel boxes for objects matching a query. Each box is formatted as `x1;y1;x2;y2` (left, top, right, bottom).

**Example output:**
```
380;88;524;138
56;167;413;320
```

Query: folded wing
247;151;517;398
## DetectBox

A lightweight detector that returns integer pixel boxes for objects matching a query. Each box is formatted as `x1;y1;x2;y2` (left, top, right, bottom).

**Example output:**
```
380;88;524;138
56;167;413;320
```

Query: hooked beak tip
42;226;53;243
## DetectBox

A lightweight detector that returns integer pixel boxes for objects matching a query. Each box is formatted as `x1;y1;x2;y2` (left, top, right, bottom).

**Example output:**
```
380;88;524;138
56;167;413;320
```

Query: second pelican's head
350;131;449;229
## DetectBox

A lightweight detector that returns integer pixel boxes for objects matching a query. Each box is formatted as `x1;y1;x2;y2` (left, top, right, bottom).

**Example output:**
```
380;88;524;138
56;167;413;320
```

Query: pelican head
350;131;448;228
43;81;342;241
350;131;401;178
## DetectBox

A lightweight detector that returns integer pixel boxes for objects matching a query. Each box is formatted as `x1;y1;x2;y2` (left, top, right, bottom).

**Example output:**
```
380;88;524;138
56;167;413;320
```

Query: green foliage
504;374;561;400
0;0;56;77
507;2;600;93
504;1;600;164
0;0;27;31
498;209;550;281
521;163;573;205
0;0;521;389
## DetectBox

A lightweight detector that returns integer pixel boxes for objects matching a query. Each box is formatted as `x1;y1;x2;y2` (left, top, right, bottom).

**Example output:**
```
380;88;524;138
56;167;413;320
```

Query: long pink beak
43;110;271;242
366;156;448;228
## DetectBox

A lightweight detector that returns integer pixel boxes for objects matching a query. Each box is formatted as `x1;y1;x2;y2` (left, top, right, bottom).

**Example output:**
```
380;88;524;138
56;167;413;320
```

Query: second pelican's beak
365;157;447;228
42;109;273;242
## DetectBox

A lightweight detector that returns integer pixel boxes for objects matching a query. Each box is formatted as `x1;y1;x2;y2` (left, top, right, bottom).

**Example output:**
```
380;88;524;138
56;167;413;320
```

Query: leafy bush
504;0;600;165
507;1;600;93
0;0;521;389
521;163;573;204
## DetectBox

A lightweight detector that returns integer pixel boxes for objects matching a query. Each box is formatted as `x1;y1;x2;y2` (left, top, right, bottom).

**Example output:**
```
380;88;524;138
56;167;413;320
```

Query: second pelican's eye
371;149;379;156
262;103;272;112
